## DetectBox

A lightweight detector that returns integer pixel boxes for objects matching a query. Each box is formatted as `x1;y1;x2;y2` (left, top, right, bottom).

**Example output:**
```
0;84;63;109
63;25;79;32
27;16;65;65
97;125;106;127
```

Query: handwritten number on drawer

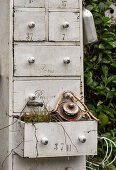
54;143;71;152
62;34;65;40
26;32;33;41
54;143;58;150
29;0;34;3
62;0;67;7
66;145;71;152
61;143;64;151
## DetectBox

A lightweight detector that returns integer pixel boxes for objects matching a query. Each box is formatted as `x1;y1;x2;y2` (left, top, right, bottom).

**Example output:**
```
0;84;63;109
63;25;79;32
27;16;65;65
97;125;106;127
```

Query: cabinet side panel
0;0;10;169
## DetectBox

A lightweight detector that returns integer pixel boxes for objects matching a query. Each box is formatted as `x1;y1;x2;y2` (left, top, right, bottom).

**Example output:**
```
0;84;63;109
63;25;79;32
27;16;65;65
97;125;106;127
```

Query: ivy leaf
99;44;105;49
85;72;93;85
105;1;113;9
106;91;114;99
102;65;108;77
108;41;116;48
85;72;93;78
99;2;105;10
97;100;103;106
105;22;111;27
111;62;116;67
107;75;116;83
90;56;97;62
102;59;110;64
102;32;115;38
95;18;102;25
86;5;94;11
99;114;109;127
103;17;110;23
104;50;112;55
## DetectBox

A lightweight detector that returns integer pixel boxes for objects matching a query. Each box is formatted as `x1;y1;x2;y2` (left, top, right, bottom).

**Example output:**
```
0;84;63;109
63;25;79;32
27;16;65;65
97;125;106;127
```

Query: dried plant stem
2;141;23;167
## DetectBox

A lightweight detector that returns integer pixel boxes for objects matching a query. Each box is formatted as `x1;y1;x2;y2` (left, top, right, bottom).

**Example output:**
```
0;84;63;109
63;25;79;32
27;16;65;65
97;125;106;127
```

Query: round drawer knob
63;102;79;116
28;22;35;29
63;21;69;28
63;57;71;64
29;94;36;100
64;93;73;99
41;137;48;145
28;57;35;64
65;168;73;170
78;135;86;143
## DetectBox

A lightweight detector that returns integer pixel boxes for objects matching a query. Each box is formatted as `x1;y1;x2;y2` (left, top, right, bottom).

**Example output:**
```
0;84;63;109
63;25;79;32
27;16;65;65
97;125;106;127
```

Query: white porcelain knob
63;57;71;64
28;57;35;63
28;22;35;28
64;93;73;99
29;94;36;100
41;137;48;145
65;168;73;170
78;135;86;143
63;21;69;28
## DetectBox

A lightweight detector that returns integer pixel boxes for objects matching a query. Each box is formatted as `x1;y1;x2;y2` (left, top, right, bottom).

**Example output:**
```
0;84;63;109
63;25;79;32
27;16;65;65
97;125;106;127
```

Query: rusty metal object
52;90;99;122
57;102;82;121
27;101;43;107
63;102;79;116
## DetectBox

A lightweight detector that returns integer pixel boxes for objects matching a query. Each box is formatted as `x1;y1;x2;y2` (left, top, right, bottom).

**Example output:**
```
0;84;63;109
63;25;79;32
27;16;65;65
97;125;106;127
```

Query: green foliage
21;113;50;123
21;110;50;123
84;0;116;168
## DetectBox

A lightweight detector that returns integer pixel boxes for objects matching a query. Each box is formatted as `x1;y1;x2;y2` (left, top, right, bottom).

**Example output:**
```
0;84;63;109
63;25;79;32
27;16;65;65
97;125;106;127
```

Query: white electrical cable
100;137;109;166
103;142;112;164
86;136;116;169
86;160;99;167
86;166;95;170
99;137;116;166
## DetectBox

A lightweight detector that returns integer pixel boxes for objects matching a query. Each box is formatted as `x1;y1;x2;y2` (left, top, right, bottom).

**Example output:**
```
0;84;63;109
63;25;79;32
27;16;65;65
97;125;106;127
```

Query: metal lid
63;102;79;116
57;102;83;121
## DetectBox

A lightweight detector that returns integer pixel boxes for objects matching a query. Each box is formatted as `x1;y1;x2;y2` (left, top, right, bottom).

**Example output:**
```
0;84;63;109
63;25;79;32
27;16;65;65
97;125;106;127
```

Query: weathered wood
13;155;86;170
14;0;79;9
48;0;79;9
49;11;80;41
0;0;94;169
13;119;97;158
14;45;81;76
14;0;45;8
14;8;46;41
0;0;11;169
13;79;81;114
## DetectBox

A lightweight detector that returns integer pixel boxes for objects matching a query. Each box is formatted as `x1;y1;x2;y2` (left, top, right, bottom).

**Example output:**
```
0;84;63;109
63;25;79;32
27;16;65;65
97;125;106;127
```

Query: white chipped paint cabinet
0;0;97;170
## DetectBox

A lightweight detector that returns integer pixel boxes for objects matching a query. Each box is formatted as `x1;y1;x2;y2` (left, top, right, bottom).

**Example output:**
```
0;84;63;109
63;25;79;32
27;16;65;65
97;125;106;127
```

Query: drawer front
14;79;81;114
14;9;46;41
14;45;81;77
13;120;97;158
14;0;45;7
49;12;80;42
48;0;79;9
13;155;85;170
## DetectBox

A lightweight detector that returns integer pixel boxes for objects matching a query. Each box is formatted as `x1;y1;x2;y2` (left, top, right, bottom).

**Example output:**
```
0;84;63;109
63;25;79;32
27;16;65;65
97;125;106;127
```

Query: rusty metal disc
57;102;83;121
63;102;79;116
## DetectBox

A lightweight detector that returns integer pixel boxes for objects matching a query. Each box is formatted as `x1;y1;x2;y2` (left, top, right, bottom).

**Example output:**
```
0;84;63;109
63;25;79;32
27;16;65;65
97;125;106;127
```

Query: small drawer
14;0;45;8
13;119;97;158
49;12;80;42
13;155;86;170
14;9;46;41
13;79;81;114
49;0;79;9
14;44;81;77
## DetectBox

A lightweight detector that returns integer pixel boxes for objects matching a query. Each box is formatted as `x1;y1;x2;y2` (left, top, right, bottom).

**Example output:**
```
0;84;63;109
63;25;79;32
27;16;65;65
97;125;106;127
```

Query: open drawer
13;119;97;158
